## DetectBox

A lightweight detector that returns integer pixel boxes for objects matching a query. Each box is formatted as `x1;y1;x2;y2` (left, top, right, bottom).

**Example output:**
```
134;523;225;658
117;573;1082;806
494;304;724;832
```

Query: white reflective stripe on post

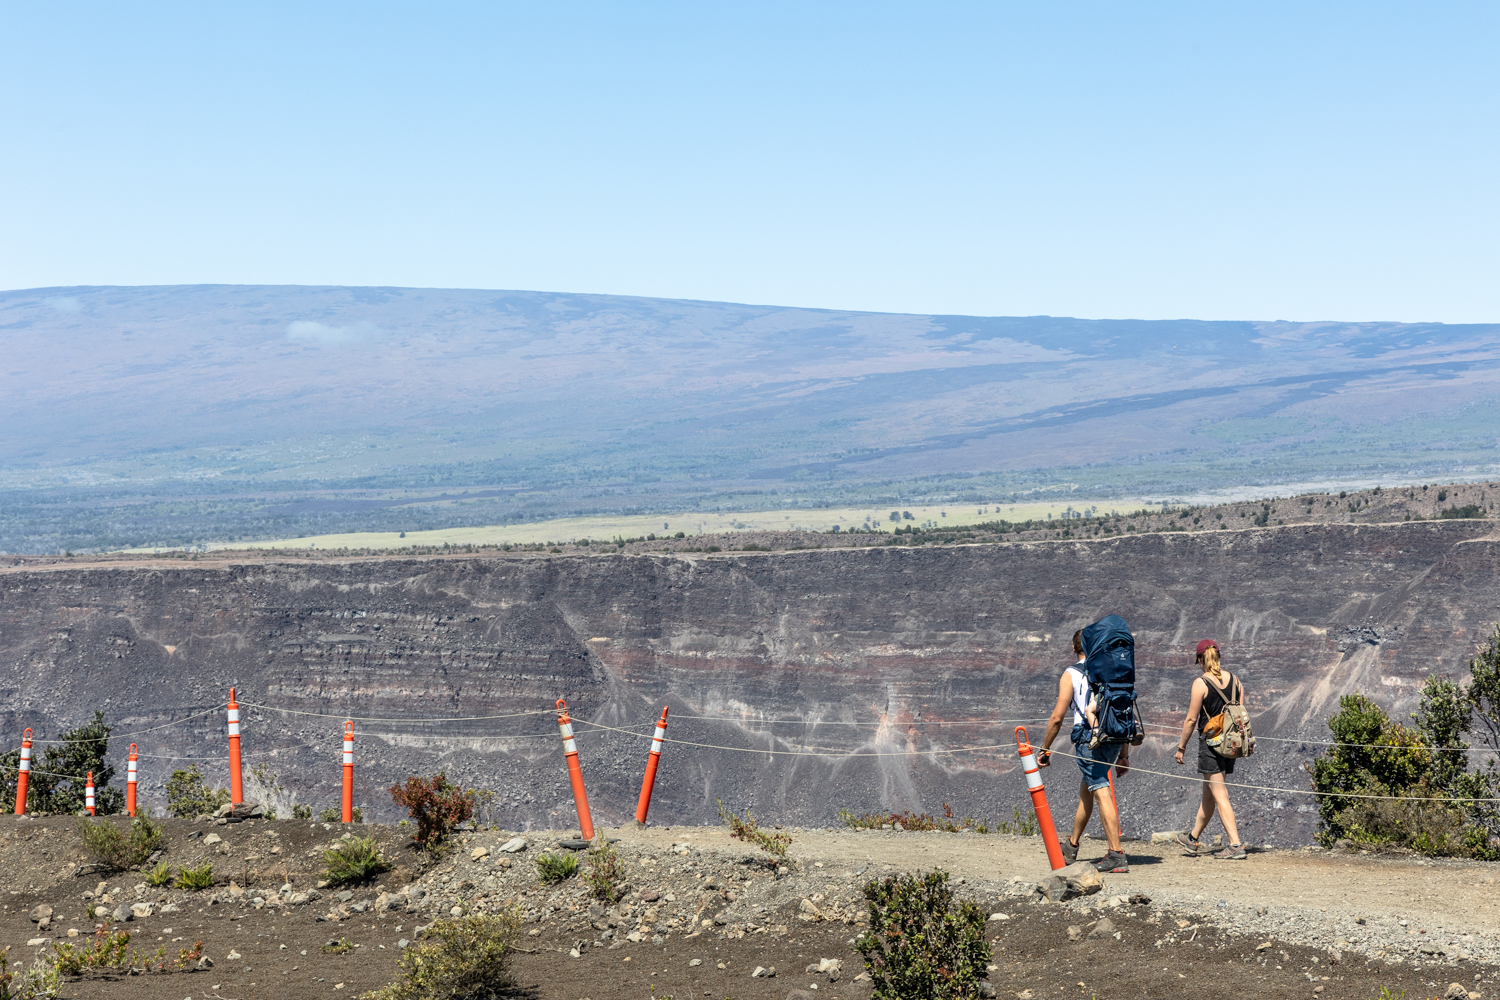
559;721;577;754
18;748;30;771
228;707;241;736
343;739;354;764
85;789;94;807
1021;751;1044;791
127;761;137;781
651;724;666;754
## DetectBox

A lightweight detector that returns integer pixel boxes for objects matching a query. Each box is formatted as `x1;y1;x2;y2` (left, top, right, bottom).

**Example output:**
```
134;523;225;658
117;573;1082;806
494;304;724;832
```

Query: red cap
1196;639;1219;657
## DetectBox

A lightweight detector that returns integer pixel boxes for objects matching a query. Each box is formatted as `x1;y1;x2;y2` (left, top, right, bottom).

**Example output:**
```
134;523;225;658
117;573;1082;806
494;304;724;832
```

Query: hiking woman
1171;639;1246;859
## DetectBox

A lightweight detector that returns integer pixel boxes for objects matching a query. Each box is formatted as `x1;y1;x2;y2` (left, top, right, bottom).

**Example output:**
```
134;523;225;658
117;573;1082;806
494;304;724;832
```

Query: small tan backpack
1203;673;1255;758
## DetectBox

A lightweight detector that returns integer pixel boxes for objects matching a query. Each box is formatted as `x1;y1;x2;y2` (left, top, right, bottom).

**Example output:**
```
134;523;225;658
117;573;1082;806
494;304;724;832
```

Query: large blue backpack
1081;614;1145;747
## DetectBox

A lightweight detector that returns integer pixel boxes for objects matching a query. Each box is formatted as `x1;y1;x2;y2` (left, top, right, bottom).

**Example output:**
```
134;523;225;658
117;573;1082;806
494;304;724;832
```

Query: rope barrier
27;708;221;744
573;718;1023;758
238;701;557;723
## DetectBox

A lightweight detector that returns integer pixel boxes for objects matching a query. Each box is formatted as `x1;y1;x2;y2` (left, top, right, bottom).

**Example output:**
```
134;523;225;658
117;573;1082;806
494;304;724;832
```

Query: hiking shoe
1173;831;1203;855
1213;844;1247;860
1093;850;1129;873
1060;838;1079;864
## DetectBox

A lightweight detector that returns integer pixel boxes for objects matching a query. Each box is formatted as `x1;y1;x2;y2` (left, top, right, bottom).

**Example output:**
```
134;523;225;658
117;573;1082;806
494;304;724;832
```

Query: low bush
0;946;61;1000
717;799;791;863
164;765;231;819
77;817;164;870
534;851;579;883
174;862;215;891
145;861;174;887
50;926;202;977
319;805;365;823
837;803;1004;835
855;869;991;1000
365;909;522;1000
583;838;627;901
389;772;475;846
324;836;391;886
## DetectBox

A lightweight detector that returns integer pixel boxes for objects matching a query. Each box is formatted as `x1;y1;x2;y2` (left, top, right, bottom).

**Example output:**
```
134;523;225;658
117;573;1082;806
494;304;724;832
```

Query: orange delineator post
14;729;32;815
227;688;244;805
634;706;669;827
126;744;138;817
1015;726;1068;870
555;699;595;840
342;721;354;823
85;771;96;816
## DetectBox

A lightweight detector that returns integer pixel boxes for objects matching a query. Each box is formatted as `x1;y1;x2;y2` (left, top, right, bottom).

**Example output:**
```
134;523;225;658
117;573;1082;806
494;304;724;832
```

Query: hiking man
1038;628;1131;873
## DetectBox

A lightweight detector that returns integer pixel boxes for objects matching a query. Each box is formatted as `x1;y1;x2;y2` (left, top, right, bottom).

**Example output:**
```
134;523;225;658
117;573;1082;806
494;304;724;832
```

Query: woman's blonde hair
1198;644;1224;681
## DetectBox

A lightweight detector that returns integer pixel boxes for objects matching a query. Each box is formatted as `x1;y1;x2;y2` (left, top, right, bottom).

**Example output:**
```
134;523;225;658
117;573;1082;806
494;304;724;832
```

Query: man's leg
1093;785;1122;853
1071;778;1093;847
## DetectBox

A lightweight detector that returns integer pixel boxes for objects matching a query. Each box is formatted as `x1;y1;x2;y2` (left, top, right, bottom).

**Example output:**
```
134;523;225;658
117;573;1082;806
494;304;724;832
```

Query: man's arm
1038;673;1073;767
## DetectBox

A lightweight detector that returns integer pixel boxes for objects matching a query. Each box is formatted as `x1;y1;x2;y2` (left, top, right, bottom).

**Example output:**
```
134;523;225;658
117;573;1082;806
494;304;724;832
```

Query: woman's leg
1191;776;1215;839
1206;772;1241;845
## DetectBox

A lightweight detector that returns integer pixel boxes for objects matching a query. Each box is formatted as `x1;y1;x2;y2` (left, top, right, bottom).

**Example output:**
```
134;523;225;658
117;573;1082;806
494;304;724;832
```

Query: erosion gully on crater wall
2;519;1497;846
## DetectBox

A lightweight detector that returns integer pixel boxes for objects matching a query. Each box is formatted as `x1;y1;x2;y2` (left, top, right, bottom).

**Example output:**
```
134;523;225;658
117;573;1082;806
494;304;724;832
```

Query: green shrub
1439;504;1485;519
293;803;313;821
164;765;231;818
855;869;991;1000
324;836;391;886
836;803;1001;835
718;799;791;862
389;771;475;846
174;862;215;891
0;946;62;1000
49;925;202;977
365;909;522;1000
145;861;174;887
582;838;626;901
534;851;579;883
77;817;164;870
319;805;365;823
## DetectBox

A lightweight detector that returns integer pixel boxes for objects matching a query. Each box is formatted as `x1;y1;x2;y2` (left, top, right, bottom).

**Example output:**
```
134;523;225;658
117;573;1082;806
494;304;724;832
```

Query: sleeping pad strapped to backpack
1081;614;1146;748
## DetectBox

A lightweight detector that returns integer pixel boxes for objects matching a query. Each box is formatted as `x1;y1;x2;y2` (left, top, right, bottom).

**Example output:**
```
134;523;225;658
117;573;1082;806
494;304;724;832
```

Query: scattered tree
389;771;475;846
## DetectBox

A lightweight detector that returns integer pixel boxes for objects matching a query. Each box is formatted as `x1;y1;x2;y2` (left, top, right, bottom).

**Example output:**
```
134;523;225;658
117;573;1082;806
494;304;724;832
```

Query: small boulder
227;949;242;960
1444;986;1468;1000
1036;862;1103;902
131;903;152;919
471;847;489;861
25;938;50;948
498;837;527;853
28;904;52;924
1066;925;1084;942
111;904;133;923
988;912;1010;922
203;833;223;846
197;956;214;969
337;890;354;903
640;891;660;903
751;966;776;978
1087;918;1116;941
689;959;702;967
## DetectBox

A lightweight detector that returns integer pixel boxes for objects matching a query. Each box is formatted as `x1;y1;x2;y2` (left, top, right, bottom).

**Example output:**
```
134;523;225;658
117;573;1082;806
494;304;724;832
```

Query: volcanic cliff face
3;519;1497;846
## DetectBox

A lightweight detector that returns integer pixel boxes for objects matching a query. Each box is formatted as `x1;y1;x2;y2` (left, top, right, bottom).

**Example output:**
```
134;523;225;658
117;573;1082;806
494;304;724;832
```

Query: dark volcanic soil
4;816;1498;1000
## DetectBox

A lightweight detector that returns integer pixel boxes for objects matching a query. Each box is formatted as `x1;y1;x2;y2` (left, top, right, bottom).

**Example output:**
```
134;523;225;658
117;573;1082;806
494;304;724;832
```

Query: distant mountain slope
1;285;1498;552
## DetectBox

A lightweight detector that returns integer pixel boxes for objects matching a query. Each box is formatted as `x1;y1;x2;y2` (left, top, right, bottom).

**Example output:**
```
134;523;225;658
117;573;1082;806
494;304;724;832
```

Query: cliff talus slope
3;519;1497;845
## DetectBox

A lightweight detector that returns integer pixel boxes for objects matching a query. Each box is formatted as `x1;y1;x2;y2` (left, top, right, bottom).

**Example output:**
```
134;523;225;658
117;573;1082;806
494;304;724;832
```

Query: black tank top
1197;673;1236;732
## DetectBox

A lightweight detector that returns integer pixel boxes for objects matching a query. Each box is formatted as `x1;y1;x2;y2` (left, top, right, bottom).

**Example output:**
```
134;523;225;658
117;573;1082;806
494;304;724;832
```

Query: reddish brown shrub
389;771;476;846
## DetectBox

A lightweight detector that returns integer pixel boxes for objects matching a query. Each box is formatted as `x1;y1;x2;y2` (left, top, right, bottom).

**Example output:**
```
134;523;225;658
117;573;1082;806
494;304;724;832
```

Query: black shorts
1197;733;1235;775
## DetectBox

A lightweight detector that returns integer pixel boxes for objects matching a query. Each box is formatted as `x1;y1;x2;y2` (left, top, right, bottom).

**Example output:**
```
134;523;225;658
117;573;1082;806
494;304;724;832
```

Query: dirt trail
626;824;1500;959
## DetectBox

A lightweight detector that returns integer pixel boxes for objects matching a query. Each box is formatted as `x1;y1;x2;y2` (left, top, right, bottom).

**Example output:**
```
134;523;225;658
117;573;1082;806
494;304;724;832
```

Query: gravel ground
4;816;1498;999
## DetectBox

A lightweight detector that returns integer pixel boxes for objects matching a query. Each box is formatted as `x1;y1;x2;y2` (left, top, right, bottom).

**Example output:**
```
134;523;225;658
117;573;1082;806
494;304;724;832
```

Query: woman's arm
1173;678;1206;766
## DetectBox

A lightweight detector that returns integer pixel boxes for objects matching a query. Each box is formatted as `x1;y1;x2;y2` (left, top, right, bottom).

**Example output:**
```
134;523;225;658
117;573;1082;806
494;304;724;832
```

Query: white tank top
1065;665;1088;726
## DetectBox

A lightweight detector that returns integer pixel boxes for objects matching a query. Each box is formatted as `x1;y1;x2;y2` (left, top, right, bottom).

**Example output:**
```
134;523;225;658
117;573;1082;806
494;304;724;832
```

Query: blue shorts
1072;724;1121;792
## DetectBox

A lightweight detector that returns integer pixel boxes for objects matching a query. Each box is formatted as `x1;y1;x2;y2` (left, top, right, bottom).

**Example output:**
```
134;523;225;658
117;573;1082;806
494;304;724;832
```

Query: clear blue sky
3;3;1496;322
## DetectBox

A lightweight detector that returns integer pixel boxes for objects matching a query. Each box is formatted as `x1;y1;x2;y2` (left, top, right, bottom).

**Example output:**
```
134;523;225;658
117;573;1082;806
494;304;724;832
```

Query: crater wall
4;520;1497;845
